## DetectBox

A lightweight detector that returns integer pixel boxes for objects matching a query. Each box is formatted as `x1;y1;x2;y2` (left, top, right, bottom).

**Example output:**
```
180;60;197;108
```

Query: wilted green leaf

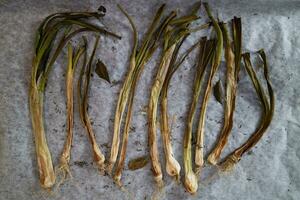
95;59;110;83
128;156;149;170
213;80;223;104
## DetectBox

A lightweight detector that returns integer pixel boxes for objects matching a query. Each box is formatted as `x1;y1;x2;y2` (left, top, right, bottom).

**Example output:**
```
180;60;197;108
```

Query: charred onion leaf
95;59;111;83
213;80;224;104
128;156;149;170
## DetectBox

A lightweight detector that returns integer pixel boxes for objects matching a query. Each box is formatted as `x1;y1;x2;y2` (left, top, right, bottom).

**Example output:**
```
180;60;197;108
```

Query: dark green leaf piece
128;156;149;171
213;80;224;104
95;59;111;83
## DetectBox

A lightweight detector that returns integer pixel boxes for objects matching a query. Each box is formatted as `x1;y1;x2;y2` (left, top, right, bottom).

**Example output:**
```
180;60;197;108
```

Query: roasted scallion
29;9;120;188
183;37;215;194
207;18;242;165
57;43;86;181
110;4;175;186
148;43;177;186
148;7;209;186
220;50;274;171
194;2;223;173
108;4;139;182
77;36;109;172
159;2;206;182
28;2;275;193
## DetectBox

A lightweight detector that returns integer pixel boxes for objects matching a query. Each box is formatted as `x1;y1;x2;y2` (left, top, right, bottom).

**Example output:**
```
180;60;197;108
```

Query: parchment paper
0;0;299;199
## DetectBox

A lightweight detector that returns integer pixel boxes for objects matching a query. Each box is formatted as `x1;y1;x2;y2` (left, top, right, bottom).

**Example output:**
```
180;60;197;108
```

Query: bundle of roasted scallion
108;4;176;186
29;7;120;188
29;2;274;195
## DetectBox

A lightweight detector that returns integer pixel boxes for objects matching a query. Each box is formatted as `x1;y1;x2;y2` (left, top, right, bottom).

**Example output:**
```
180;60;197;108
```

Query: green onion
159;2;206;182
148;5;207;186
207;19;242;165
29;9;120;188
183;37;215;194
108;3;139;180
109;4;175;186
148;43;177;187
57;43;85;181
220;50;274;171
194;2;223;174
77;36;108;172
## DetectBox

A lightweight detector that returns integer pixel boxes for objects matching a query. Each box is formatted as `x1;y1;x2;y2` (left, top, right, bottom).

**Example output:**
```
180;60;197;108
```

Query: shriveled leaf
128;156;149;170
213;80;223;104
63;19;121;39
95;59;110;83
169;15;199;26
232;17;242;77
